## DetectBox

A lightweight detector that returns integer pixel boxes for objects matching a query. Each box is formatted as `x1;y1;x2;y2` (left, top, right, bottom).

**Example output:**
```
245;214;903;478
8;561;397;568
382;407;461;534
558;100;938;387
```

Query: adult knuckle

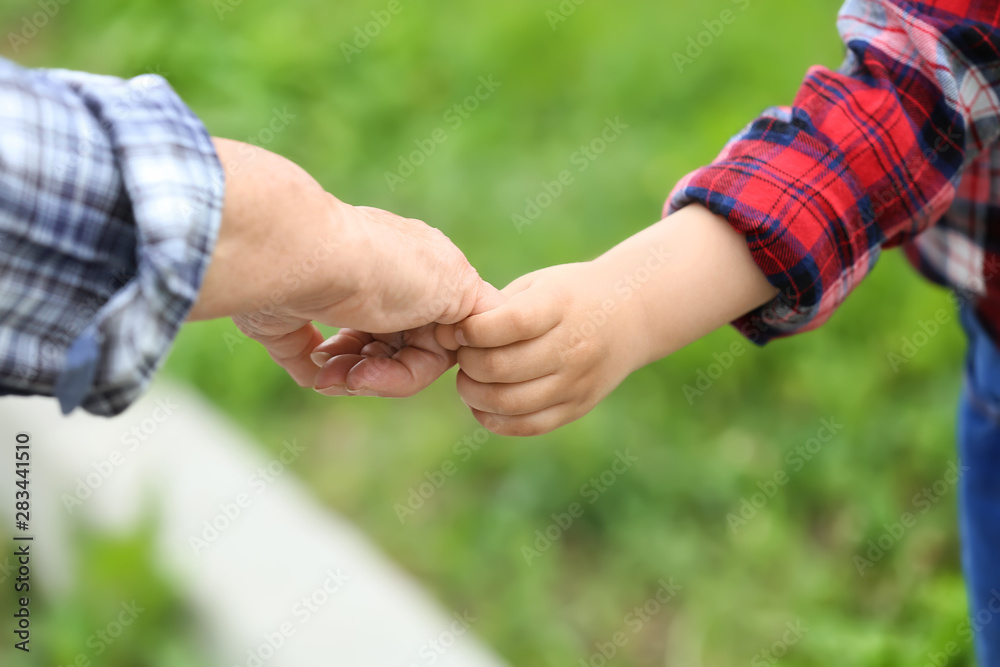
439;264;478;324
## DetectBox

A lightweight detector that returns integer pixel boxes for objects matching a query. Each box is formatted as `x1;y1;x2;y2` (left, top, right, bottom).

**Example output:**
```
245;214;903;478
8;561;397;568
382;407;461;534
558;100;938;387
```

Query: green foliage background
0;0;974;665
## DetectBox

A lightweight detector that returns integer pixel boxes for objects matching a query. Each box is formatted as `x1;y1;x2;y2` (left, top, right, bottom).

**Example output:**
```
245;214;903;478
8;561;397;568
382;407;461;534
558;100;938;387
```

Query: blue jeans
959;306;1000;666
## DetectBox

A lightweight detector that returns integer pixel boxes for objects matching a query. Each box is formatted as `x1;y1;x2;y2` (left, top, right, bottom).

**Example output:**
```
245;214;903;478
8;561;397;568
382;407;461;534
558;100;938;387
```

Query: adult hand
306;205;505;397
189;138;502;397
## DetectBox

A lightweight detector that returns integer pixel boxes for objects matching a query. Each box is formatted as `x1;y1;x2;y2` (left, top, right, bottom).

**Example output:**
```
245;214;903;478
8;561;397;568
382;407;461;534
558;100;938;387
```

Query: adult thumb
470;279;506;315
436;279;506;350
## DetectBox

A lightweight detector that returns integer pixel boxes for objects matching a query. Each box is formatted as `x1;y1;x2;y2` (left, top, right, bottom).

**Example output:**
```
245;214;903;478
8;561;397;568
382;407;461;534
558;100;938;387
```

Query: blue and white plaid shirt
0;57;224;416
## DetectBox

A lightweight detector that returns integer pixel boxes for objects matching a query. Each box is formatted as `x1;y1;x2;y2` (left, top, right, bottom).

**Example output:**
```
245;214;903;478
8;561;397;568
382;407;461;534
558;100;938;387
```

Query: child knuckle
497;423;519;437
489;387;519;415
480;350;508;378
501;420;528;437
516;421;543;437
463;322;486;346
485;415;512;435
506;308;531;335
561;334;595;364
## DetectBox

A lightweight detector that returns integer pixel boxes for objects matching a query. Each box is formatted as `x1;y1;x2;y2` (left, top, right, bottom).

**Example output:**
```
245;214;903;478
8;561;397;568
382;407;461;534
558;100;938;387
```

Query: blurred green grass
1;0;975;665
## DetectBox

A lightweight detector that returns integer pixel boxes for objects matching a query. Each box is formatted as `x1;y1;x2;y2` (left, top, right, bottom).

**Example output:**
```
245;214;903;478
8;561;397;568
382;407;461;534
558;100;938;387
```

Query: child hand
436;261;651;436
436;205;779;436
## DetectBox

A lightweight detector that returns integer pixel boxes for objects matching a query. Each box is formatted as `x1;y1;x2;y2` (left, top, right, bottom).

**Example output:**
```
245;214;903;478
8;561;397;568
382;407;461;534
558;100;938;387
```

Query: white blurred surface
0;380;507;667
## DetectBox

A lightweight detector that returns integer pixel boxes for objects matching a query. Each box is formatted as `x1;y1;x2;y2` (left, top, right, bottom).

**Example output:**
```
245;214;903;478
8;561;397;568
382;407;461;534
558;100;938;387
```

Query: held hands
303;204;503;398
299;204;775;436
435;260;653;436
194;139;775;428
236;200;503;399
436;205;780;436
192;138;502;398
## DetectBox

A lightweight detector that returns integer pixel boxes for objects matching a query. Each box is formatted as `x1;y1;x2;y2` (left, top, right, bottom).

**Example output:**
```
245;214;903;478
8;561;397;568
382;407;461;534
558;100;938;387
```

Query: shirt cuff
43;70;224;415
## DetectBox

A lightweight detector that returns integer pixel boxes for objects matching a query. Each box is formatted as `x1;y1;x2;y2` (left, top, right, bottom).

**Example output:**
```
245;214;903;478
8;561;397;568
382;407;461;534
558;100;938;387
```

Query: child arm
667;1;1000;343
446;1;1000;435
438;204;776;436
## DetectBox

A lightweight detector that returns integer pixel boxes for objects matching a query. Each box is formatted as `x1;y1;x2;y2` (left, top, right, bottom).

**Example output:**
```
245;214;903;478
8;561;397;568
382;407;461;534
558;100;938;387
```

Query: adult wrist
189;139;360;321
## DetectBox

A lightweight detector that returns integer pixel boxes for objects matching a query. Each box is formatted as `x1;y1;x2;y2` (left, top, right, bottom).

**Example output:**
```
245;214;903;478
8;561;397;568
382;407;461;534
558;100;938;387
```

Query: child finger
435;322;461;351
469;404;569;437
437;279;509;350
455;370;563;416
456;290;561;348
456;338;560;383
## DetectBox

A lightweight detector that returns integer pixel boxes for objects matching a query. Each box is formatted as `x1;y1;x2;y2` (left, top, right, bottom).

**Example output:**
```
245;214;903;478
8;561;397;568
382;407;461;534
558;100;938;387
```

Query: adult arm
0;57;495;415
192;137;501;398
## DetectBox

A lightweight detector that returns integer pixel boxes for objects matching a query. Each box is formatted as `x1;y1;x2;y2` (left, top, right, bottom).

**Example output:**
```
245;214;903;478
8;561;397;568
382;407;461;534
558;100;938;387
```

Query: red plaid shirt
667;0;1000;344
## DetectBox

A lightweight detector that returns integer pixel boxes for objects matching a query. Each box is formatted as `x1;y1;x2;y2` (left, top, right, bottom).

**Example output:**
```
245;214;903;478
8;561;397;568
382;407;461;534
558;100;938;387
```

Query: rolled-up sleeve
0;57;224;416
666;0;1000;344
